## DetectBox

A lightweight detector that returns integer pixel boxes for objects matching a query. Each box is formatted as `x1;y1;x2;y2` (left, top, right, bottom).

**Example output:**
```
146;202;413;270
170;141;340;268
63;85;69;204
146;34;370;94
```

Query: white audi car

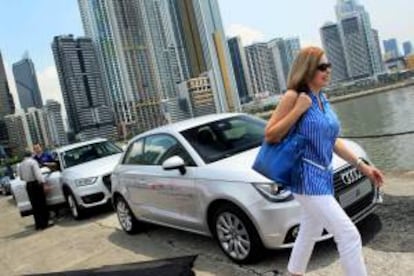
13;138;123;219
111;113;381;263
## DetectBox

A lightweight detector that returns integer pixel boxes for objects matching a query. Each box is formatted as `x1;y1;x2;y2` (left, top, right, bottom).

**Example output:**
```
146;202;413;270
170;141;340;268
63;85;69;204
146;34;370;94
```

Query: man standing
18;151;51;230
33;143;54;167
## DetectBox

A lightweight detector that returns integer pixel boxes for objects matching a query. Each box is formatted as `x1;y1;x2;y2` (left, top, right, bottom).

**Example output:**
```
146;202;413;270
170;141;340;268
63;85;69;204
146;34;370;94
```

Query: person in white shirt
18;151;51;230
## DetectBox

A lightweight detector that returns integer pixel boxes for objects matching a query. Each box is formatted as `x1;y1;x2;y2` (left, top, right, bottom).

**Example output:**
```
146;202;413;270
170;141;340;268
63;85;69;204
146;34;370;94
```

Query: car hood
203;139;367;183
63;153;122;179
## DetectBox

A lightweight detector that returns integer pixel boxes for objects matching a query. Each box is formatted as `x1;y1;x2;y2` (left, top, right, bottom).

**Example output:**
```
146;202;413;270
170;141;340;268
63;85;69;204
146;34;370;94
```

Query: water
333;86;414;172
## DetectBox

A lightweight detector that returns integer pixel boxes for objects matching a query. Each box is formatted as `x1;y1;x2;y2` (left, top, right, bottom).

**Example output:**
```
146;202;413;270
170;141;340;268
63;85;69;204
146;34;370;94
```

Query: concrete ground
0;173;413;276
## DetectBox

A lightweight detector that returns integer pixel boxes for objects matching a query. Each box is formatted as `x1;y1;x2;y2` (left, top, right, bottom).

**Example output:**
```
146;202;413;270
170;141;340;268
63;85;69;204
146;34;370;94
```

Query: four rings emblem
341;168;364;185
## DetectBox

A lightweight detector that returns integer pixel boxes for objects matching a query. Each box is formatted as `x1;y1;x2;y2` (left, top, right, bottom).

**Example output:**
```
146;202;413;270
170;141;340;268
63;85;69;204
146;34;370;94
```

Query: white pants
287;194;367;276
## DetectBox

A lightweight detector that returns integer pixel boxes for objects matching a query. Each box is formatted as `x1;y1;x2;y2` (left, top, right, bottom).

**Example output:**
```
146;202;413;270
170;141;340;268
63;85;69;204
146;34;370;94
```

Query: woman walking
265;46;384;276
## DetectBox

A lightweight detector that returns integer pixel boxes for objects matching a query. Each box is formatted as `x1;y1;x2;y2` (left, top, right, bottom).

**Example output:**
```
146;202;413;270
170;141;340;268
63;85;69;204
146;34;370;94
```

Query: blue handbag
252;123;307;186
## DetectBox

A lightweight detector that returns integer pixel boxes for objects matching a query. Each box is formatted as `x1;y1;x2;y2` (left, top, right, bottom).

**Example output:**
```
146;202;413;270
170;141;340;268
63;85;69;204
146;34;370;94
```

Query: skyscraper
335;0;384;77
267;38;301;91
245;43;279;96
12;55;43;110
227;37;253;104
25;107;52;147
4;111;32;157
168;0;240;113
403;41;413;56
320;22;349;82
52;35;117;141
0;51;16;155
45;100;68;146
383;38;400;60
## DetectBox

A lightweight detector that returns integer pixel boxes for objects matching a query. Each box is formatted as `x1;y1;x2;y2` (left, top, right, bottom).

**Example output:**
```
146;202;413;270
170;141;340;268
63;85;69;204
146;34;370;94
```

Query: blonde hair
287;46;325;92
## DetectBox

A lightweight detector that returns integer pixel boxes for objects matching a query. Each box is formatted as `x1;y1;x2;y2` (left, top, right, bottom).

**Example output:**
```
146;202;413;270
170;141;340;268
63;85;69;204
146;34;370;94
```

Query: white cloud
226;24;266;46
37;65;64;106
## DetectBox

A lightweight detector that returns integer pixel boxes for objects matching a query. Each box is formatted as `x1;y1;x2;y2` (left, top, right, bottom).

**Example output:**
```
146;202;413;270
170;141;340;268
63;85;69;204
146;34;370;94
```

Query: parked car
11;167;66;216
53;138;123;219
111;113;381;263
12;138;123;219
0;176;12;195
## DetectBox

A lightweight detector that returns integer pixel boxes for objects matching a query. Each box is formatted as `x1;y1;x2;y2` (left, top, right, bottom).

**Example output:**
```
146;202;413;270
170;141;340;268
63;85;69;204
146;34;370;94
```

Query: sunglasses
317;63;332;72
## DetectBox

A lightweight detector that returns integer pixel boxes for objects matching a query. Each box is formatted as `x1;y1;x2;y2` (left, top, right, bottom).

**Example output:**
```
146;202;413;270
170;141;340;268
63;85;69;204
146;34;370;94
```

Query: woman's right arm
265;90;312;143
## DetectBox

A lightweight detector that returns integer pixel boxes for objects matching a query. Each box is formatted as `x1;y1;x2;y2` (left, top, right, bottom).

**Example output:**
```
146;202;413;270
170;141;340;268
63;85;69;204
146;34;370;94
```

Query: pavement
0;172;413;276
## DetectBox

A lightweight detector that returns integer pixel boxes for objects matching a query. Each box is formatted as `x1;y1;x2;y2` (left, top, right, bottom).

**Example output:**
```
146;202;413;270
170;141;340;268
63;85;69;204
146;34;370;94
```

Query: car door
122;134;200;230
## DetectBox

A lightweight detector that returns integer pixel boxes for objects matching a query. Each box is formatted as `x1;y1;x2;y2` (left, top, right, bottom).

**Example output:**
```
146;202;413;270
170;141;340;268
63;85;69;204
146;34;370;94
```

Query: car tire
212;204;264;264
115;196;141;234
66;191;83;220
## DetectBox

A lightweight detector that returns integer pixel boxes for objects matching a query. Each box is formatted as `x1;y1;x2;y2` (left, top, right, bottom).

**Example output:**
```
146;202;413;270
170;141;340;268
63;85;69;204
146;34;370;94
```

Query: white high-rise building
335;0;384;78
44;100;68;147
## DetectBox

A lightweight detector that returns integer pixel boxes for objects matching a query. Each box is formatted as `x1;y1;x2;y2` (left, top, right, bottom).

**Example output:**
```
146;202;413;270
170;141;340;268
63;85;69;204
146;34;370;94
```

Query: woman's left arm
334;138;385;187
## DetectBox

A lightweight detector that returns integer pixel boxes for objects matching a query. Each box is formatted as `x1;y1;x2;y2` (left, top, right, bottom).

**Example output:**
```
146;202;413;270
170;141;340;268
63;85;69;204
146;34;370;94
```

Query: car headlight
75;177;98;187
252;182;293;202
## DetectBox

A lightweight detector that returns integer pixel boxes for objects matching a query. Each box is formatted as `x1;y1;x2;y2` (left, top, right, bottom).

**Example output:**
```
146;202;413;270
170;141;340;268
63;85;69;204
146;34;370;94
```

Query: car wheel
115;196;140;234
213;204;264;264
66;192;83;220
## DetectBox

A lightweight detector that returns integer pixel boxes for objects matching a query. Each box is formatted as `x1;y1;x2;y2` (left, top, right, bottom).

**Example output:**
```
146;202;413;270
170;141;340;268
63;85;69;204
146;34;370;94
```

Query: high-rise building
178;71;217;117
340;15;372;79
267;38;301;91
44;100;68;146
25;107;52;147
0;51;16;156
320;22;349;82
52;35;117;141
78;0;239;136
12;55;43;110
403;41;413;56
4;111;32;157
245;43;279;96
372;29;385;72
383;38;400;60
166;0;240;113
227;37;253;104
335;0;384;77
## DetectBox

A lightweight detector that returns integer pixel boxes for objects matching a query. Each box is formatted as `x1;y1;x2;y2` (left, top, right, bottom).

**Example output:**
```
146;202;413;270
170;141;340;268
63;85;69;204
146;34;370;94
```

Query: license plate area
338;180;373;208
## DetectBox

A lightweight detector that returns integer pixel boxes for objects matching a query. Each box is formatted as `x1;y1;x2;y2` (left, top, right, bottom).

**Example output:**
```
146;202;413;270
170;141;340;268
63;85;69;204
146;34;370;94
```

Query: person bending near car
18;150;52;230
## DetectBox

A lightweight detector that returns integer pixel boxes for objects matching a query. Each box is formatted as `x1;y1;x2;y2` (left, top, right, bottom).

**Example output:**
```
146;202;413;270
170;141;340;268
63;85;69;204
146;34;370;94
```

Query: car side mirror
162;156;186;175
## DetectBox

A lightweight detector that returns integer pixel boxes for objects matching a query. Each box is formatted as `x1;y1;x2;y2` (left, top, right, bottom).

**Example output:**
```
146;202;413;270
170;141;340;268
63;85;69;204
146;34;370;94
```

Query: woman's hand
359;163;385;188
293;93;312;114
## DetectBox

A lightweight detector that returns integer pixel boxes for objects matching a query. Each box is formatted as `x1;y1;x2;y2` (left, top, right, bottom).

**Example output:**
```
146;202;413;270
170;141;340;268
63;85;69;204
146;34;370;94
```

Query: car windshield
62;141;122;168
181;115;266;164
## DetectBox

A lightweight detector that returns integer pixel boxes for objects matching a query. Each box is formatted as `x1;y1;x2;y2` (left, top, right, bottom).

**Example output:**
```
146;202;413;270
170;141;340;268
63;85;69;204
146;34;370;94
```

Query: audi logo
341;168;364;185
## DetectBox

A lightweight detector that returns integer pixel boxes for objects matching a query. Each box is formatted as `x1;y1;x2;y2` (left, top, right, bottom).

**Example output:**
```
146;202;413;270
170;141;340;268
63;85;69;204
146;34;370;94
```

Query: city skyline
0;0;413;110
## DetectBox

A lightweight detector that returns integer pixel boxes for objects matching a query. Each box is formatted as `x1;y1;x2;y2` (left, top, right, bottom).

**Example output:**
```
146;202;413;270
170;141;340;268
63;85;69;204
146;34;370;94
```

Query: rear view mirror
162;156;186;175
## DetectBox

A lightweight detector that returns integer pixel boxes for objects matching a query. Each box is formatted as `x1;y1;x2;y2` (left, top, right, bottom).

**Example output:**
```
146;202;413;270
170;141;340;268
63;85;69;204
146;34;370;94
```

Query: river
333;86;414;172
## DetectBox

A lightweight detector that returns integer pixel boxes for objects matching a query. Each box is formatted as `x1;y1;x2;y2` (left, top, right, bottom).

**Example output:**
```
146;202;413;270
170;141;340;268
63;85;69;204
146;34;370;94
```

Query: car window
63;141;122;168
181;115;265;163
143;135;195;166
123;139;145;165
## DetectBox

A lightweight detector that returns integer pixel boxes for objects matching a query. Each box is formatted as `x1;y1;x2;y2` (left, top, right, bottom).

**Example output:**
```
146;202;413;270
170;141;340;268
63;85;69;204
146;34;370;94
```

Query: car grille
334;165;366;194
343;192;375;218
102;174;112;192
334;165;376;219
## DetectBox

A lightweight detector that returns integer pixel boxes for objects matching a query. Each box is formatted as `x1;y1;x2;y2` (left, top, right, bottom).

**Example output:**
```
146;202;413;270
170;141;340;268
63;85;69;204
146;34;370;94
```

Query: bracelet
355;158;364;168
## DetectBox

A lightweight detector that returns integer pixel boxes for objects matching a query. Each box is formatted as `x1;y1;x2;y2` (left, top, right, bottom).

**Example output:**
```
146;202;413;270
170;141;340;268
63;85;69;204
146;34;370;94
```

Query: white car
13;138;123;219
11;167;66;217
112;113;380;263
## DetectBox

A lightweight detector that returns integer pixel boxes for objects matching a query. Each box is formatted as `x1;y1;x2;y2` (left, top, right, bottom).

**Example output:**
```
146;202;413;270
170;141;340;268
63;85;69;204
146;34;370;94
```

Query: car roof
136;113;244;138
55;138;108;153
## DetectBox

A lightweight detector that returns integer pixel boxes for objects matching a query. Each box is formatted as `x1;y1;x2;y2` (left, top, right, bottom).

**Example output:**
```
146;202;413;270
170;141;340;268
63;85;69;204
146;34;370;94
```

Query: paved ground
0;173;413;276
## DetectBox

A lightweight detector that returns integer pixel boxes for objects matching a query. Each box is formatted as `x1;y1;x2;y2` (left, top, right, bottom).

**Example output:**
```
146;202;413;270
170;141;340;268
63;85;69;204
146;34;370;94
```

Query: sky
0;0;413;110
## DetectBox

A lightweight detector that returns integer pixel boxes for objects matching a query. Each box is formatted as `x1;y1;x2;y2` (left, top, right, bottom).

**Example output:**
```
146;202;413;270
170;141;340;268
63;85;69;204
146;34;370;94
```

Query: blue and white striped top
290;92;340;195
